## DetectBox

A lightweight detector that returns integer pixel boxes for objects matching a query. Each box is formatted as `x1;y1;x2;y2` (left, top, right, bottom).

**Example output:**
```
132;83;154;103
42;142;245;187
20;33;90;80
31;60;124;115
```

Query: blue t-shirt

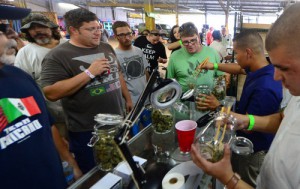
237;64;282;152
0;65;67;189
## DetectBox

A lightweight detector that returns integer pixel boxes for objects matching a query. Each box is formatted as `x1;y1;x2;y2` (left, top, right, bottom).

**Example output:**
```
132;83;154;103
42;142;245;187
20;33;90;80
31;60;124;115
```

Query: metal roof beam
87;2;176;8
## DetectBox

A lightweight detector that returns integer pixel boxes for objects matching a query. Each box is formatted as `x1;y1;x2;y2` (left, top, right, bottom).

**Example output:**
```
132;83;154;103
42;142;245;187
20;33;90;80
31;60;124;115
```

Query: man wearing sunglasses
167;22;223;121
134;29;167;73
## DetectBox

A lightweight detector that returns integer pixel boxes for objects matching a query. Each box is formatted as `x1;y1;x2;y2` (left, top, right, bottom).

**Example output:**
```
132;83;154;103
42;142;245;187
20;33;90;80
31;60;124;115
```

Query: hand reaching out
158;57;167;64
195;93;221;111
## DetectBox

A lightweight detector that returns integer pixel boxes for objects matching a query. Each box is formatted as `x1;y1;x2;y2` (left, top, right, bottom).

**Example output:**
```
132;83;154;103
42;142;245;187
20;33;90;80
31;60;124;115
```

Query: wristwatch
224;173;241;189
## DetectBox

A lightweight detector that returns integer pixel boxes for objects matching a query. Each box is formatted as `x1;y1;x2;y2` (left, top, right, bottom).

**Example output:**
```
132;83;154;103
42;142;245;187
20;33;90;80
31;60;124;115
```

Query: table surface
67;125;206;189
68;125;178;189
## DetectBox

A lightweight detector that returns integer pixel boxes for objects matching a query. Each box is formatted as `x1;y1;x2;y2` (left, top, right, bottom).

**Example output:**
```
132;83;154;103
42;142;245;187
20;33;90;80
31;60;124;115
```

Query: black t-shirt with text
134;36;167;71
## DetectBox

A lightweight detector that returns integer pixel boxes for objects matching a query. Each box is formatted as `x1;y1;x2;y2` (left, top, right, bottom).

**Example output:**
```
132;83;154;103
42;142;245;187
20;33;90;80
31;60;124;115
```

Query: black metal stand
114;68;180;189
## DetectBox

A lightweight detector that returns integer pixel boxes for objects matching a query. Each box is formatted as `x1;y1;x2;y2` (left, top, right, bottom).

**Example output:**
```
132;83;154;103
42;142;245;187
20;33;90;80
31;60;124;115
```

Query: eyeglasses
80;26;102;33
116;32;133;38
182;37;198;46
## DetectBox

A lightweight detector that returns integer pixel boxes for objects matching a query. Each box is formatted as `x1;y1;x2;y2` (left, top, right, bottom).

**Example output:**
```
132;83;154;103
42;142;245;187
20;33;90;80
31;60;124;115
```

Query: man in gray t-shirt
41;9;132;174
112;21;149;106
112;21;150;135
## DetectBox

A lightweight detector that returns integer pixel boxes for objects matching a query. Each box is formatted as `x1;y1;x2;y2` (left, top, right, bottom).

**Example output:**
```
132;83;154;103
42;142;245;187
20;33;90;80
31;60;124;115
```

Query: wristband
84;69;95;79
179;40;183;45
247;114;255;130
213;63;219;70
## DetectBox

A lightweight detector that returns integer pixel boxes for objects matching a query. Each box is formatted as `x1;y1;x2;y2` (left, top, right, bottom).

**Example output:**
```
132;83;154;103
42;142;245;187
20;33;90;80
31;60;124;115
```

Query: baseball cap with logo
0;4;31;20
20;13;58;33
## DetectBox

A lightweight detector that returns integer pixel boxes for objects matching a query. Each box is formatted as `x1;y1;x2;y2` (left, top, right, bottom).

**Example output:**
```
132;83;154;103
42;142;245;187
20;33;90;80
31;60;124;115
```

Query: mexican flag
0;96;41;123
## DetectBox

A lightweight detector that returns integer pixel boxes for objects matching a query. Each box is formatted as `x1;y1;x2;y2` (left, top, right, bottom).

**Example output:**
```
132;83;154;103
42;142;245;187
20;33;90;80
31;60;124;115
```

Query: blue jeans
68;131;95;174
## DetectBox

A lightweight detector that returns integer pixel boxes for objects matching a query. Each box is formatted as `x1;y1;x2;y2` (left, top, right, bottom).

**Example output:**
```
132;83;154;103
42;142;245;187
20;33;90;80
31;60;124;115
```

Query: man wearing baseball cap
15;13;69;144
0;4;82;189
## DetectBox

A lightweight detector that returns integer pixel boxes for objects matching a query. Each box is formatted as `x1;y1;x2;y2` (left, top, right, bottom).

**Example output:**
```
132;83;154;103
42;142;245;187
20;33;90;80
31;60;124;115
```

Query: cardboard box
113;156;147;187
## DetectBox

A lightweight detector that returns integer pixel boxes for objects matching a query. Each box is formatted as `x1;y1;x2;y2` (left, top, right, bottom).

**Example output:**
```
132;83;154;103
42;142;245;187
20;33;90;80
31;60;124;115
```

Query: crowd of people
1;2;300;189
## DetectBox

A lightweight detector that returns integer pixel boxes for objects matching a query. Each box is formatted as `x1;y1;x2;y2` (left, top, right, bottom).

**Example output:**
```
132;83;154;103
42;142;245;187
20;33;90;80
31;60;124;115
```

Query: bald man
191;3;300;189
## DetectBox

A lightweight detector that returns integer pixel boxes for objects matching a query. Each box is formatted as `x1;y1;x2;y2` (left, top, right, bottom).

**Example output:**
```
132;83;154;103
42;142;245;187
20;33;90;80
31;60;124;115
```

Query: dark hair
112;21;130;35
63;8;98;34
169;25;179;43
233;30;264;54
212;30;222;41
179;22;198;37
140;29;150;36
23;27;61;42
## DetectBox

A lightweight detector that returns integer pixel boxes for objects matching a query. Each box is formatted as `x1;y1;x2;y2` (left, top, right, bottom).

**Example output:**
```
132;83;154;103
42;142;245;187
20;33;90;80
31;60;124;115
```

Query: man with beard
0;4;82;189
15;13;67;86
41;8;132;173
134;29;167;73
0;29;18;65
14;13;68;139
112;21;149;135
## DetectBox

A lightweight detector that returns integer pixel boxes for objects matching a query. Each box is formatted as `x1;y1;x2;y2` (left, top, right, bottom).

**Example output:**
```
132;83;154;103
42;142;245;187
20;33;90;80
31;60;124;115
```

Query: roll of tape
162;172;185;189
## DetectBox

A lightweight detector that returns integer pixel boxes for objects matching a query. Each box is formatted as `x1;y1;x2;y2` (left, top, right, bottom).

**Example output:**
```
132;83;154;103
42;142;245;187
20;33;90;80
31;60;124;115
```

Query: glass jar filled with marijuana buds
88;114;123;171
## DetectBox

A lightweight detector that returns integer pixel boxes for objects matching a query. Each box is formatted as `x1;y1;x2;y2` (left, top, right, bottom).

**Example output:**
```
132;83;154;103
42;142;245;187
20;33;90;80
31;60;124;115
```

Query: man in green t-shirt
167;22;223;121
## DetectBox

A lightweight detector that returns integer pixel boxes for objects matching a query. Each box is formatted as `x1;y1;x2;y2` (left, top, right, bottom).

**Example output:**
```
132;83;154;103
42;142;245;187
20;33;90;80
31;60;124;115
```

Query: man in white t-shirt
15;13;67;86
14;13;68;138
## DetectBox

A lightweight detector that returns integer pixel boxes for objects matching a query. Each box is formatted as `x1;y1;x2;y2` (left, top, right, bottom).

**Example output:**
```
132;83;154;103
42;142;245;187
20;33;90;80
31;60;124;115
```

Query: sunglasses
150;33;162;36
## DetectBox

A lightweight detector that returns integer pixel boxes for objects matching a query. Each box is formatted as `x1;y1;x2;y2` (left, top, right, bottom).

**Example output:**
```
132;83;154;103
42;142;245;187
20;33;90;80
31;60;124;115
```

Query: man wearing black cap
134;29;167;73
14;13;68;139
0;4;82;189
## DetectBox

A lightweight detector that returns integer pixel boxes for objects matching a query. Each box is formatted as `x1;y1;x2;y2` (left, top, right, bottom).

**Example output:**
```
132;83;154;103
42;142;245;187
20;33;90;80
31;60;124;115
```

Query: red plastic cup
175;120;197;154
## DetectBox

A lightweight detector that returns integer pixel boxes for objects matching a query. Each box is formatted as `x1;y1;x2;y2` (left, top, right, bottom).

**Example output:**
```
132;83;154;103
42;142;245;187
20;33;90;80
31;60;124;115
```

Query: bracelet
247;114;255;130
213;63;219;70
179;40;183;45
224;173;241;189
84;69;95;79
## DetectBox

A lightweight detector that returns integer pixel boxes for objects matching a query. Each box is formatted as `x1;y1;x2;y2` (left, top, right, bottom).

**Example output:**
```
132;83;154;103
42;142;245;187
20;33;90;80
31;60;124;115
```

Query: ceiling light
58;3;79;9
116;7;135;11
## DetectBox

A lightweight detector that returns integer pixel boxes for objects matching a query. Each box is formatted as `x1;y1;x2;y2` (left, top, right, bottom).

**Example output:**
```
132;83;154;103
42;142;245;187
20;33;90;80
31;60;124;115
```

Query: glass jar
194;112;236;162
151;107;174;134
194;96;253;162
88;114;123;171
191;84;211;120
212;75;226;101
194;84;212;100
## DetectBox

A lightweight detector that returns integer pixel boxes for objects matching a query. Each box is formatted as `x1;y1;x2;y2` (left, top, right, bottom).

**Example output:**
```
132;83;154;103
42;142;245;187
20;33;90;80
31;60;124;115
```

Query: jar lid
231;136;254;155
94;113;123;125
181;89;194;100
